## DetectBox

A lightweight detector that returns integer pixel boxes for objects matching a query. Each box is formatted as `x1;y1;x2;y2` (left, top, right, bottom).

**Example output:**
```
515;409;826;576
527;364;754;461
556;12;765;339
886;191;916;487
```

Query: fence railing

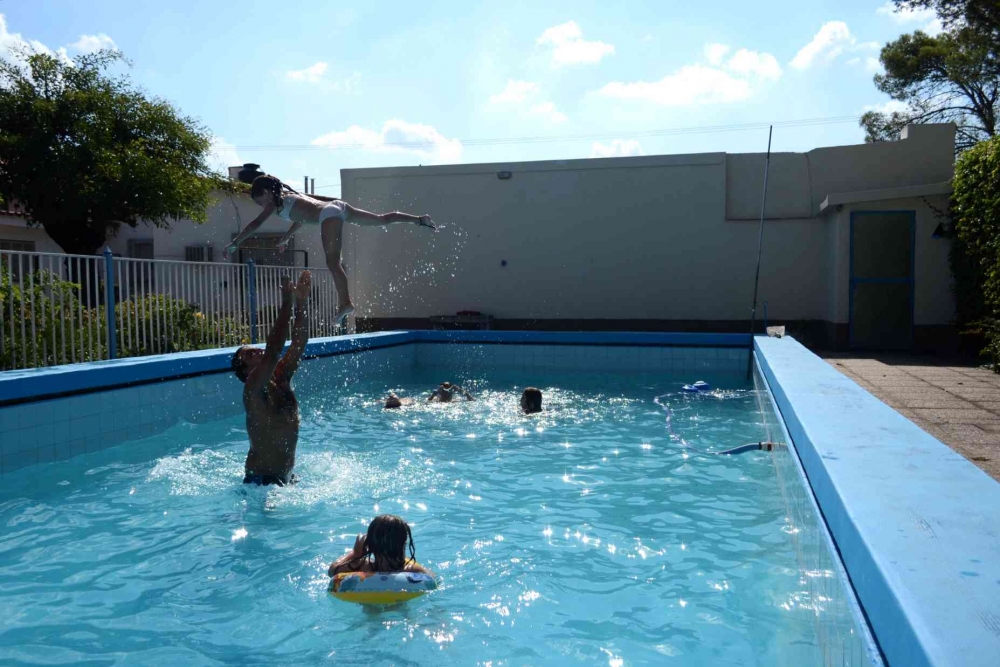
0;248;342;371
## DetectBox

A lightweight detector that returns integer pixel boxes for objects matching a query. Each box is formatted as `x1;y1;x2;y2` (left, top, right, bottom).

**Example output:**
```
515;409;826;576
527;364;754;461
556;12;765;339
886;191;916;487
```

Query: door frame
848;210;916;349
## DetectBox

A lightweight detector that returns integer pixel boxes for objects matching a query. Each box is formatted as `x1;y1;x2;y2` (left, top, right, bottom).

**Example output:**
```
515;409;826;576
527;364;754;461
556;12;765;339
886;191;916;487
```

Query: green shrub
1;260;250;369
0;262;105;369
115;294;249;357
952;135;1000;370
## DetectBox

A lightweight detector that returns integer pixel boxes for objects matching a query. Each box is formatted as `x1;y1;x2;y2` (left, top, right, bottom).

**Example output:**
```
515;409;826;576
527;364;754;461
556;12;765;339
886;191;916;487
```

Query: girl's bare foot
416;215;437;231
334;303;355;327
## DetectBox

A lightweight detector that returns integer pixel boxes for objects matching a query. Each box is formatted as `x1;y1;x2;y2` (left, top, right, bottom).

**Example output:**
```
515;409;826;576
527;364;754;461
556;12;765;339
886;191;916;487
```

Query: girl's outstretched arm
227;203;275;255
275;222;303;251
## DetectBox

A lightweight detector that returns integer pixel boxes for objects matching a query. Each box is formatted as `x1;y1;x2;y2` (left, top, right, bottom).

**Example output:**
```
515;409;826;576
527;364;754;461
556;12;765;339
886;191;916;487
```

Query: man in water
428;381;475;403
384;392;415;409
230;272;311;486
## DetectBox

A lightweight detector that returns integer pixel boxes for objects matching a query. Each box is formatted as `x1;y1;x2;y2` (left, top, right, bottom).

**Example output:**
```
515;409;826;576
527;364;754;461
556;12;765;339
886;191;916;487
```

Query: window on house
0;239;35;252
184;245;214;262
127;239;154;259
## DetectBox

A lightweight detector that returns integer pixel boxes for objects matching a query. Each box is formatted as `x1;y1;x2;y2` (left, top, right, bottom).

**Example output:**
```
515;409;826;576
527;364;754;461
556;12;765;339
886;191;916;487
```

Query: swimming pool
0;337;879;665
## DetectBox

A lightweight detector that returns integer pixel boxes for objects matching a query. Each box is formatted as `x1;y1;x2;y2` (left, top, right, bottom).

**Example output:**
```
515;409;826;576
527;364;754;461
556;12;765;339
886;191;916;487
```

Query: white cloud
207;137;242;174
311;119;462;163
596;44;780;107
0;13;58;59
489;80;566;122
489;79;539;104
286;62;328;83
69;33;116;54
0;14;116;65
875;0;942;33
847;55;884;73
790;21;856;70
726;48;782;79
537;21;614;66
530;101;567;123
599;66;751;105
864;100;910;115
704;43;730;66
285;62;361;92
591;139;644;158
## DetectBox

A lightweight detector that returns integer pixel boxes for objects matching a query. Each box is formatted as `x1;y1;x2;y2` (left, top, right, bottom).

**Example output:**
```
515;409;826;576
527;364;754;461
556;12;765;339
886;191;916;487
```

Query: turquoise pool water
0;369;860;665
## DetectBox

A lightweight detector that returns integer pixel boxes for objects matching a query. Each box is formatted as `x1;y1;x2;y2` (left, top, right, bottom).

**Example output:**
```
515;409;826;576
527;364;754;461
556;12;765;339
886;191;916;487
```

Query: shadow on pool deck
821;352;1000;482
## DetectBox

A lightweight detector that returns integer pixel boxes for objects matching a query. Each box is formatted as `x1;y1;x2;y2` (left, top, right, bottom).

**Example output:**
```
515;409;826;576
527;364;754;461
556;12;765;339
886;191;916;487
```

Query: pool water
0;369;856;665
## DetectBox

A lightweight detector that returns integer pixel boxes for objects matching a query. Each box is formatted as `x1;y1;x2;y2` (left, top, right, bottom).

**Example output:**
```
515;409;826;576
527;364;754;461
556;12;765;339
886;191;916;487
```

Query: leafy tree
951;135;1000;369
860;27;998;151
0;49;221;256
894;1;1000;46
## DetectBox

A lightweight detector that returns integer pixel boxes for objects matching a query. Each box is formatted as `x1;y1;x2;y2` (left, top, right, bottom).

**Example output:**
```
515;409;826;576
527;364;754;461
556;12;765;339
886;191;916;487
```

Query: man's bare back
231;273;311;486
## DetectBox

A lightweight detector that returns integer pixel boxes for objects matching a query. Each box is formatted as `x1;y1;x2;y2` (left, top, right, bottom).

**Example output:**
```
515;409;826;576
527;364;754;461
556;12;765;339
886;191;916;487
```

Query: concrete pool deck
823;352;1000;482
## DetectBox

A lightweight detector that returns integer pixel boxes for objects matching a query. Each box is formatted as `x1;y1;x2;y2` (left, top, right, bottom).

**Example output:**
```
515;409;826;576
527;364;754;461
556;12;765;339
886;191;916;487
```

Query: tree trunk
41;220;108;308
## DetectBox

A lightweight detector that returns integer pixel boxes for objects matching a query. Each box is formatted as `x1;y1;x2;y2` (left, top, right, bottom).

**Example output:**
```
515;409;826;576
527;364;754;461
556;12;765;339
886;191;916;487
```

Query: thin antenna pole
747;126;773;379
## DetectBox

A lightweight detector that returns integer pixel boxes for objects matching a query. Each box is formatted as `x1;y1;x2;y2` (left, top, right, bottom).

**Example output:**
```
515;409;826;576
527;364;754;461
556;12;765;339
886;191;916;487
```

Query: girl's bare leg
344;204;436;230
321;218;354;325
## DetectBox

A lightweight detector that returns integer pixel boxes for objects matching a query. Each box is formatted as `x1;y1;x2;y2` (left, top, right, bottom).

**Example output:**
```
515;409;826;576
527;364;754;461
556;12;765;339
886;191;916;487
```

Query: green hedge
1;261;250;369
952;136;1000;370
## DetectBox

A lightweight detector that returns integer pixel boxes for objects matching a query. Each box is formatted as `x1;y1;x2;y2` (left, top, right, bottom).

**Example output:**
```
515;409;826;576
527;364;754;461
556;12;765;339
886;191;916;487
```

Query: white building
340;124;957;351
0;124;959;351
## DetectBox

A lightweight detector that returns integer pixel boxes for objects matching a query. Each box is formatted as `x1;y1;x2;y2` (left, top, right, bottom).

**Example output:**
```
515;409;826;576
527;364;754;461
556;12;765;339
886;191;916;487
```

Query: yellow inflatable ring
329;568;437;605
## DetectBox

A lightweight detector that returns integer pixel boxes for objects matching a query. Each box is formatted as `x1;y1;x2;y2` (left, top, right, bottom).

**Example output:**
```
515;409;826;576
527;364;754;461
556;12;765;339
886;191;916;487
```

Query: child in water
328;514;434;577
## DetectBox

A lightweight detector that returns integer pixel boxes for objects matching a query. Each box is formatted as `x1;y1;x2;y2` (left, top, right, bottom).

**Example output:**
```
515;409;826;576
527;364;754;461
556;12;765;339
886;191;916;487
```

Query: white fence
0;249;342;371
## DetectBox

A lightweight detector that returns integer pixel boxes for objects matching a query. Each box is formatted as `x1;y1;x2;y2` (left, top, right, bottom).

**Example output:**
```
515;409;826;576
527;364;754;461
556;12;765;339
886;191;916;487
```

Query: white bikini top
276;192;307;221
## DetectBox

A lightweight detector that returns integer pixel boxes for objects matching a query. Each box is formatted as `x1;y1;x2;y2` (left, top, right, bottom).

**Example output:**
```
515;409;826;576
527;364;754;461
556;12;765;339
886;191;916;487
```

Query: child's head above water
362;514;416;571
521;387;543;414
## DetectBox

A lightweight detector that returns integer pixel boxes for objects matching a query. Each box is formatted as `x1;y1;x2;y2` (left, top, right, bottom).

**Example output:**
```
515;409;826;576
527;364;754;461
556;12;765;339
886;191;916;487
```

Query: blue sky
5;1;940;196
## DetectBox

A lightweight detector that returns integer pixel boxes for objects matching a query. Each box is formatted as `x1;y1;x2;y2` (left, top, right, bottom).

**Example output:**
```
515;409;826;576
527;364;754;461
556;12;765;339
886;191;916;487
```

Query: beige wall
342;124;956;329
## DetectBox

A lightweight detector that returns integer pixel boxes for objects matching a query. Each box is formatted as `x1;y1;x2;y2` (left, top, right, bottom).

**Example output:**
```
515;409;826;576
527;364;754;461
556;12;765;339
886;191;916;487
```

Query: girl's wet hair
361;514;417;571
250;174;290;214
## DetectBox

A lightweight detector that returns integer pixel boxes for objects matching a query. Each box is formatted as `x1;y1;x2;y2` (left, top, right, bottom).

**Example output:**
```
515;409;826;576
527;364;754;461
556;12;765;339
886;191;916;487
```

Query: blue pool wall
753;362;883;667
0;331;750;474
756;335;1000;667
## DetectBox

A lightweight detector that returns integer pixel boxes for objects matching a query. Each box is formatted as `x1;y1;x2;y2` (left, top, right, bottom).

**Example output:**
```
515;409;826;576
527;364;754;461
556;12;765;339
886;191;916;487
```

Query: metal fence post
103;246;117;360
247;259;258;344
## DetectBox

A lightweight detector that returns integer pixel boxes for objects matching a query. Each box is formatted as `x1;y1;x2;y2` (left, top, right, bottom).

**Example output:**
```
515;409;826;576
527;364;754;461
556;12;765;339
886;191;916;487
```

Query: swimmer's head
231;346;263;383
385;393;402;409
363;514;416;571
250;174;284;212
521;387;543;414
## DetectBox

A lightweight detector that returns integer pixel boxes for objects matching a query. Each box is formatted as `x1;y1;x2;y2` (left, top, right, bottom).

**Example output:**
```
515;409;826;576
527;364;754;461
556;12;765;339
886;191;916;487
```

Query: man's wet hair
231;346;251;383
